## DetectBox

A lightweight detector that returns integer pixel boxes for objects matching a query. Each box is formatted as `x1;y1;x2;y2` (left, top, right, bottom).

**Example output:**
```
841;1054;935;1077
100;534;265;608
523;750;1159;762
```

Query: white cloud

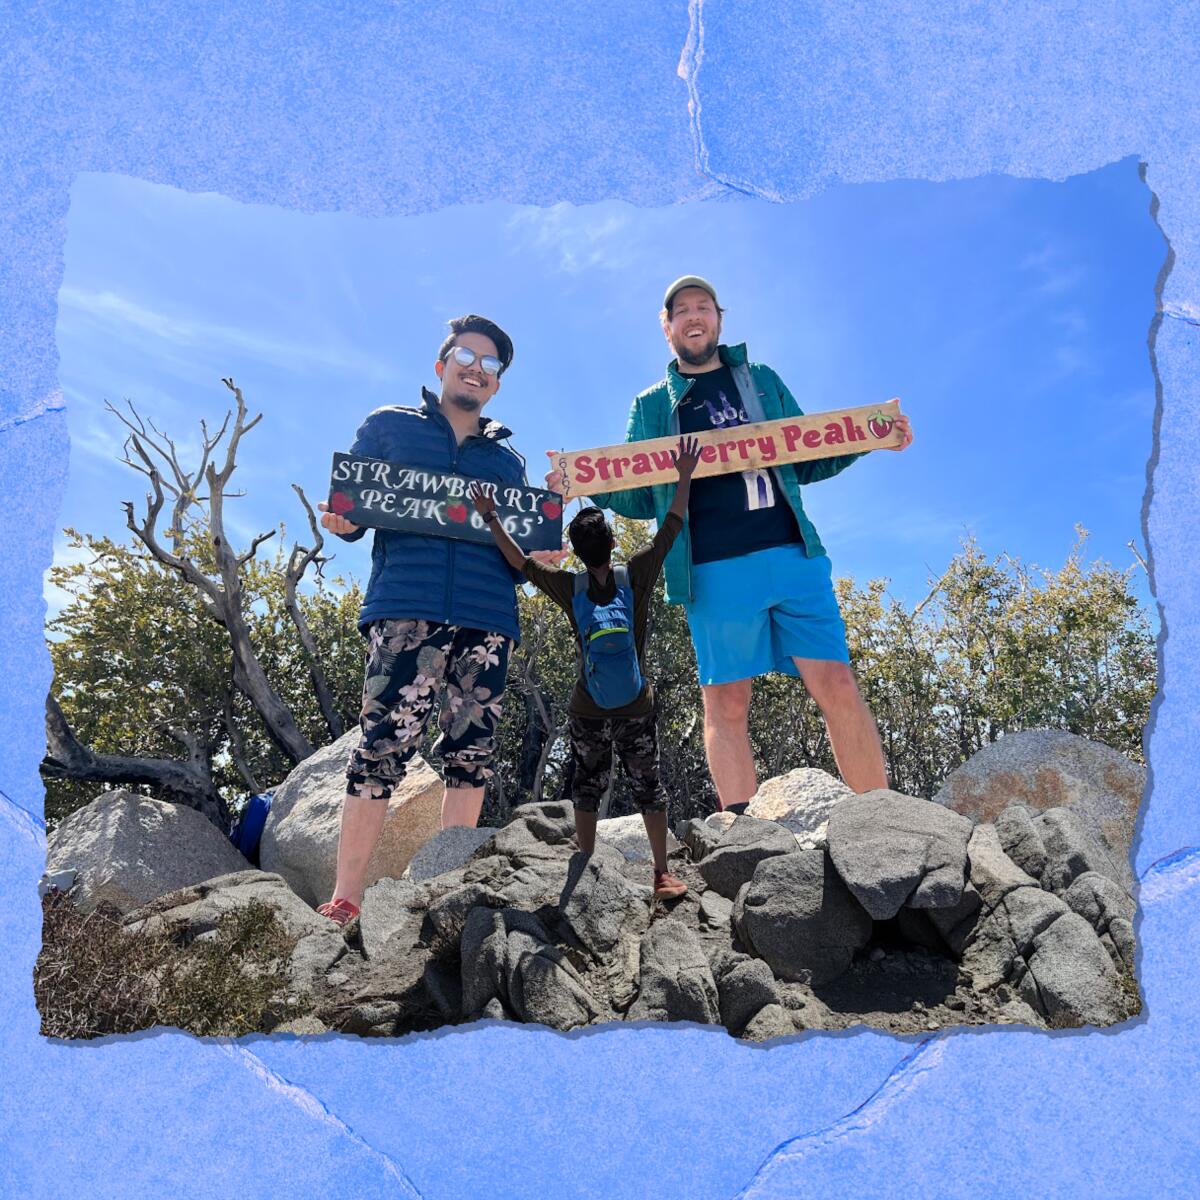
1018;242;1086;298
57;285;400;381
506;203;641;275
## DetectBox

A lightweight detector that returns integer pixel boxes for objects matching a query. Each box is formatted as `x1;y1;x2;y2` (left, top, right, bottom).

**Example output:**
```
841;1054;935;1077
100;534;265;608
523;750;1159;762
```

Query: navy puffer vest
339;389;527;643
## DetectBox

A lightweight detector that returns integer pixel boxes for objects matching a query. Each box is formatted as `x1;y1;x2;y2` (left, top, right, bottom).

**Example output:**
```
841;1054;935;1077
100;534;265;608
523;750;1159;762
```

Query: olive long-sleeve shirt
521;512;683;718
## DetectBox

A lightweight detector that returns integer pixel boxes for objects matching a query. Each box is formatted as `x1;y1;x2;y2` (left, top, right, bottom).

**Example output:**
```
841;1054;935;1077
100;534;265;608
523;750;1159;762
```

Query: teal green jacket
591;342;864;605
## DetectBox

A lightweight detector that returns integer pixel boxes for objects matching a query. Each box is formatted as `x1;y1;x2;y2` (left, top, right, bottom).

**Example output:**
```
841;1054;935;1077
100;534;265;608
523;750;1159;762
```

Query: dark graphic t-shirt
676;365;803;564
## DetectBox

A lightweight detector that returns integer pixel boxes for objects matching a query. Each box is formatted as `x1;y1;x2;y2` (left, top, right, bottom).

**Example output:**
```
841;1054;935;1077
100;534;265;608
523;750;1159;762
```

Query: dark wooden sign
328;452;564;551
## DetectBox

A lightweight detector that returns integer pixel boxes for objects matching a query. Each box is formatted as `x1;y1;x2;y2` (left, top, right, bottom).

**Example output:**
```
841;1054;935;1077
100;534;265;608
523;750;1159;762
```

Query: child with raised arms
468;436;701;897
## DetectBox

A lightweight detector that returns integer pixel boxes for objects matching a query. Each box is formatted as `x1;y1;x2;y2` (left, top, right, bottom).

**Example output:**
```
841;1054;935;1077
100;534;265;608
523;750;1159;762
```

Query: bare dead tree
42;378;349;826
42;695;231;829
1127;540;1149;574
284;484;345;741
110;378;314;765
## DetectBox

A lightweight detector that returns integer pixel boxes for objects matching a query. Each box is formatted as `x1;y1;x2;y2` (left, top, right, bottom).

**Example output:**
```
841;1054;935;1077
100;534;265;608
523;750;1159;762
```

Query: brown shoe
316;898;360;926
653;869;688;899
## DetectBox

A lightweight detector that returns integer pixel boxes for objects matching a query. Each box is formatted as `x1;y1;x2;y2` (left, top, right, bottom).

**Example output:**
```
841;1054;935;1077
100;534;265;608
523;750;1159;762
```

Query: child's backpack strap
574;566;631;594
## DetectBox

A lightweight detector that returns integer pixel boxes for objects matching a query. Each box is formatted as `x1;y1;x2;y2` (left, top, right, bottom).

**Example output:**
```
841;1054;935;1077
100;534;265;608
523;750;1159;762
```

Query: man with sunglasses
315;314;538;926
546;277;913;817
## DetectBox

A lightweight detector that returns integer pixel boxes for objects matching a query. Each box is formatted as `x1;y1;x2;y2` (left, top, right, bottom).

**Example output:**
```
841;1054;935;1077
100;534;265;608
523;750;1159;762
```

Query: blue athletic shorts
683;545;850;686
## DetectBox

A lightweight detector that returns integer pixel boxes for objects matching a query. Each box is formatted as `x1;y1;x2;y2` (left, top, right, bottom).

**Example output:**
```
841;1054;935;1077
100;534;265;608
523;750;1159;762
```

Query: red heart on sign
541;499;562;520
330;491;354;515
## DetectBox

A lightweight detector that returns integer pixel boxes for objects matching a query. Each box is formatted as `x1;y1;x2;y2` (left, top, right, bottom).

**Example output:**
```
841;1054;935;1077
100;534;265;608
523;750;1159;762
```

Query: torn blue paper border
2;3;1197;1197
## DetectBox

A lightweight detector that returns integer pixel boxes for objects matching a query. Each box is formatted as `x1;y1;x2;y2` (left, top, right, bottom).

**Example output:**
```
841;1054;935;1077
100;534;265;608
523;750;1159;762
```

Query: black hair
567;506;613;569
438;314;515;375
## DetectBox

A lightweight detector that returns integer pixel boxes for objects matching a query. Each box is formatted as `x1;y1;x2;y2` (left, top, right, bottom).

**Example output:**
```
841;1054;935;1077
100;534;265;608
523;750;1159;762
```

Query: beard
447;387;483;412
672;331;719;367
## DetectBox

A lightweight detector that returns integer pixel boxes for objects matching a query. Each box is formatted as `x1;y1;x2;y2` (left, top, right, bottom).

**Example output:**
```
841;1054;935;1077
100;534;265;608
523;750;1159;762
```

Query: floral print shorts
345;618;512;799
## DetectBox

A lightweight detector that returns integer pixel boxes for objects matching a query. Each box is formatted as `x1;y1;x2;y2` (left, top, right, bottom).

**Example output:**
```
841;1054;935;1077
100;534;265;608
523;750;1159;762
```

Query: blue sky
50;161;1164;619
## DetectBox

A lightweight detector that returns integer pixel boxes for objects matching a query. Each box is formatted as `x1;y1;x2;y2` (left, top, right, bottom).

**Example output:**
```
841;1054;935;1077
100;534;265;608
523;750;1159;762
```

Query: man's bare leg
328;793;389;909
441;783;485;828
793;657;888;792
700;678;758;809
328;784;484;911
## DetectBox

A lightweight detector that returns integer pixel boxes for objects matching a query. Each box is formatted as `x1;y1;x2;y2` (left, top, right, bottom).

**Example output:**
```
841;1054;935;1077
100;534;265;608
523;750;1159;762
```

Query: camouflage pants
345;619;512;800
567;709;665;813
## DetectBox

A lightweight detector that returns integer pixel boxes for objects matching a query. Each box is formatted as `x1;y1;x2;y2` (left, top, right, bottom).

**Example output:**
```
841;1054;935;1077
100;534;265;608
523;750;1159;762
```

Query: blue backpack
571;566;644;709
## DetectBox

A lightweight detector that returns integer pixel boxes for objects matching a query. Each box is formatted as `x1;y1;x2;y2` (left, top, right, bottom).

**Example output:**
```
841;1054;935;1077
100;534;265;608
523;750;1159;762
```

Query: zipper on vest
446;428;495;627
445;417;461;624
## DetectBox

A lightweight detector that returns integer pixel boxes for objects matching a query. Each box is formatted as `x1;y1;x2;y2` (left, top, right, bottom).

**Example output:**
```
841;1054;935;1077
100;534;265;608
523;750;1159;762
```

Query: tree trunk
284;575;345;741
218;568;314;764
519;689;549;793
42;695;231;831
532;717;566;804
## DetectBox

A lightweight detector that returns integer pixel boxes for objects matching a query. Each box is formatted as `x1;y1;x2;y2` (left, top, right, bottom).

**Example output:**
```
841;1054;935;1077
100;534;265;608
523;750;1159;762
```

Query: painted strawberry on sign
867;410;895;439
540;499;562;520
329;491;355;515
446;502;469;523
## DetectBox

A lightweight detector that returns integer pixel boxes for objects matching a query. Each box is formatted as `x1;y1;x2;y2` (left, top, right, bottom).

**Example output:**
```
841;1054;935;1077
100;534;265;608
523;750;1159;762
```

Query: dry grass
36;892;307;1039
1115;967;1143;1019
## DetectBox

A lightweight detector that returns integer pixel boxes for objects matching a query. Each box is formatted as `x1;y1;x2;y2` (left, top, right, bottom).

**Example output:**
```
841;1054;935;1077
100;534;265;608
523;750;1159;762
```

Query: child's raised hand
672;435;702;479
467;480;496;516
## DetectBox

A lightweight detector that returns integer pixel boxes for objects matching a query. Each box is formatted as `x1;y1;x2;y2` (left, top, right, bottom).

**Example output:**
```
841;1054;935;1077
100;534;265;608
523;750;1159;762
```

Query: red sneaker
316;898;360;926
653;870;688;899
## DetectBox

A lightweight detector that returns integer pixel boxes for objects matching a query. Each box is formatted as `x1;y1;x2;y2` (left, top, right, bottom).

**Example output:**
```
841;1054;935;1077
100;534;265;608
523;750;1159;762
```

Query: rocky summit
42;732;1144;1042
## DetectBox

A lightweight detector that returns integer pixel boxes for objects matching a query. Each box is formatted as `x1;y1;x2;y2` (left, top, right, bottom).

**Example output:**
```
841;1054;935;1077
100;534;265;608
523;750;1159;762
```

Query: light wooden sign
552;400;903;498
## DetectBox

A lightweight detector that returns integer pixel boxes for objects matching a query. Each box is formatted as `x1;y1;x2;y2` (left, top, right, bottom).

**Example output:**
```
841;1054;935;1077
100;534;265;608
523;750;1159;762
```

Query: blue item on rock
230;791;273;865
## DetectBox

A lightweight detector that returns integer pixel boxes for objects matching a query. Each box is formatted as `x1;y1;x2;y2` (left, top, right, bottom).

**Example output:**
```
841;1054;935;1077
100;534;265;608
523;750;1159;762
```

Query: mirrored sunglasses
445;345;503;376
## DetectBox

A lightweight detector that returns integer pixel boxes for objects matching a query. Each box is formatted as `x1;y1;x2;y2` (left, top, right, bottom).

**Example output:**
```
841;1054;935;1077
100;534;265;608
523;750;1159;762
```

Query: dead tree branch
284;483;345;740
45;379;360;825
114;380;313;765
42;695;231;831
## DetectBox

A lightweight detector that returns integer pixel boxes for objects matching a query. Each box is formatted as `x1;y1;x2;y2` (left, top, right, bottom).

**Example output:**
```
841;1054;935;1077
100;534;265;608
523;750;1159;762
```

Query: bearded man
548;276;913;813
